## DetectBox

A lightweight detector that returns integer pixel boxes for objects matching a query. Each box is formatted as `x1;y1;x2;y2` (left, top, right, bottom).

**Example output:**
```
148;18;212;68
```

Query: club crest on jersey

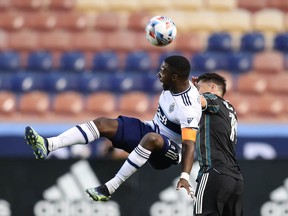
169;103;175;113
187;117;194;124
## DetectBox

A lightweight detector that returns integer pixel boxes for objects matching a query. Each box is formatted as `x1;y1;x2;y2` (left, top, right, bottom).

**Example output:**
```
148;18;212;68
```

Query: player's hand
176;178;195;198
191;76;198;86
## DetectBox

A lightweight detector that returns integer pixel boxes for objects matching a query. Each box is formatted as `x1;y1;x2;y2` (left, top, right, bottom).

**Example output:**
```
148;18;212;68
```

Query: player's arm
176;127;197;197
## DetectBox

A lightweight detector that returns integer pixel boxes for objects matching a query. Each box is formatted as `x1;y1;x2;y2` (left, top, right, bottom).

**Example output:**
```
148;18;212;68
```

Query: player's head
157;55;191;91
196;73;227;97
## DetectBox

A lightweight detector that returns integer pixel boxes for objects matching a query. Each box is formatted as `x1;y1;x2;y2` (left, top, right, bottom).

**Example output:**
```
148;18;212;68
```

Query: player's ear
172;73;178;80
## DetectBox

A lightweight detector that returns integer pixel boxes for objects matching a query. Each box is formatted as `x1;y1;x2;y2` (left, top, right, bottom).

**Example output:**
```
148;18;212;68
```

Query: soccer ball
145;15;177;47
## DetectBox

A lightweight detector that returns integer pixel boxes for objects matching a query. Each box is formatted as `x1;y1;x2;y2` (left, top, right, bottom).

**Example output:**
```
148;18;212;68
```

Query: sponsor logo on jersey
187;118;194;124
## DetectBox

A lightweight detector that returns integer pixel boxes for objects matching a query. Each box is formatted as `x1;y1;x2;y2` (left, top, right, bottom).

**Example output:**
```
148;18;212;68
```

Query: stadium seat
127;12;151;31
18;91;50;115
11;0;46;10
92;51;119;72
85;91;117;115
8;30;39;51
48;0;76;10
106;31;137;52
44;73;79;93
74;0;108;12
207;32;233;52
224;52;253;73
174;32;206;53
107;0;139;12
11;73;45;92
252;94;284;117
206;0;237;11
110;73;147;93
225;92;256;118
0;91;16;115
240;32;265;52
218;9;252;33
59;51;86;72
56;12;88;31
253;51;284;74
39;31;72;51
0;30;8;51
238;0;267;12
125;51;152;72
138;0;172;12
185;11;219;33
0;12;25;31
267;73;288;94
0;51;20;71
274;33;288;52
236;72;268;94
170;0;204;10
267;0;288;11
118;91;150;116
52;91;84;115
191;52;223;72
77;73;112;93
94;12;122;31
0;0;10;10
253;9;285;33
71;31;106;52
24;12;57;31
27;51;53;71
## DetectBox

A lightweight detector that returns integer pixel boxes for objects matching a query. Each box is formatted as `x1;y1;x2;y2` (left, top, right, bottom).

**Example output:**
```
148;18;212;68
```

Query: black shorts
195;168;244;216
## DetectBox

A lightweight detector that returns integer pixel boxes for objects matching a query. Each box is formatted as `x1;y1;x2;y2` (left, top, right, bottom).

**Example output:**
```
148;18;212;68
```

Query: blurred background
0;0;288;216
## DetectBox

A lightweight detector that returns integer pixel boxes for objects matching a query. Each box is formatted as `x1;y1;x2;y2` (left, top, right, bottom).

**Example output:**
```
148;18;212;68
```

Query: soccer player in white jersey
25;55;202;201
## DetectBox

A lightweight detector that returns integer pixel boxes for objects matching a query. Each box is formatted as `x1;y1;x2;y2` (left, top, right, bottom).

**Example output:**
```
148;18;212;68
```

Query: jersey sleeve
202;93;221;113
178;104;200;130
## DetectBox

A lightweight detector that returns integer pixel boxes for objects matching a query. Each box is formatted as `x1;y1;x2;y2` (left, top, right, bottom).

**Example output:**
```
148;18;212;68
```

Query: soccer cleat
25;126;49;159
85;185;111;202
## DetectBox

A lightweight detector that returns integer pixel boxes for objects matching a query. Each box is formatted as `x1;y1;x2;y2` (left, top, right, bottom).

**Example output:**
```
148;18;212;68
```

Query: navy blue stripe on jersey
204;115;212;167
76;125;88;144
157;105;181;135
181;93;192;106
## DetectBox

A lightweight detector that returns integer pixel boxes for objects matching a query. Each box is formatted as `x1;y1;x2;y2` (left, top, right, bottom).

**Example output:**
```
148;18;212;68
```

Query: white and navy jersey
146;82;202;148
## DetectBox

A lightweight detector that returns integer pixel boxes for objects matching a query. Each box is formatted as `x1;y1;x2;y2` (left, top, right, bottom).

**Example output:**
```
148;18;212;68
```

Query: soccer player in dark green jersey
193;73;244;216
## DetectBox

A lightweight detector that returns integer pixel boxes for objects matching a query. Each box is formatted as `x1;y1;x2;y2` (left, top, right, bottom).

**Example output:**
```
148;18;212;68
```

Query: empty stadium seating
0;0;287;122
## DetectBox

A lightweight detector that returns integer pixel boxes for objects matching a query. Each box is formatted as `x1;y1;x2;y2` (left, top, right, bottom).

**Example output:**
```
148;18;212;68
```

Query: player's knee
141;133;163;150
93;117;118;137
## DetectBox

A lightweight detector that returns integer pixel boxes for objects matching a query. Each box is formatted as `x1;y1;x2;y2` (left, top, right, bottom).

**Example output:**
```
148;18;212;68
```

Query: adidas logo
150;161;200;216
260;177;288;216
34;160;120;216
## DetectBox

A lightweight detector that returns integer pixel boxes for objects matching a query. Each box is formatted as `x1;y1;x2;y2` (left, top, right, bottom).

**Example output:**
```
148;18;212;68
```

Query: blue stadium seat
191;52;223;72
44;73;79;93
92;51;119;72
27;51;53;71
0;51;20;71
0;73;13;91
60;51;86;72
224;52;253;73
125;51;152;72
207;32;233;52
274;33;288;52
11;73;44;92
240;32;265;52
77;73;112;93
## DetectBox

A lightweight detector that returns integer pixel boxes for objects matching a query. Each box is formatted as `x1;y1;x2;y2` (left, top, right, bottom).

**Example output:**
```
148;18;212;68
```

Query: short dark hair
164;55;191;78
197;73;227;96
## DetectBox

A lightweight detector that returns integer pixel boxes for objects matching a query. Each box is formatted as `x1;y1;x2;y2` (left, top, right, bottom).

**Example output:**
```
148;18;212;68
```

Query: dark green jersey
196;93;243;180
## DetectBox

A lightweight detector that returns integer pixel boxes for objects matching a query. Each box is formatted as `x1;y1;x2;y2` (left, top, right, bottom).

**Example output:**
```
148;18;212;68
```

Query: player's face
157;62;173;90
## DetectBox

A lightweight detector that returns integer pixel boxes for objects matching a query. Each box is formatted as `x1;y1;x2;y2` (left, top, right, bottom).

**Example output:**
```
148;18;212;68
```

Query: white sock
105;145;151;194
47;121;99;151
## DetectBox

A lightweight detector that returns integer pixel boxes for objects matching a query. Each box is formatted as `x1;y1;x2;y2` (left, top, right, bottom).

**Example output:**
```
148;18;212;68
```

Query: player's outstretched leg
85;185;111;202
25;126;49;159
